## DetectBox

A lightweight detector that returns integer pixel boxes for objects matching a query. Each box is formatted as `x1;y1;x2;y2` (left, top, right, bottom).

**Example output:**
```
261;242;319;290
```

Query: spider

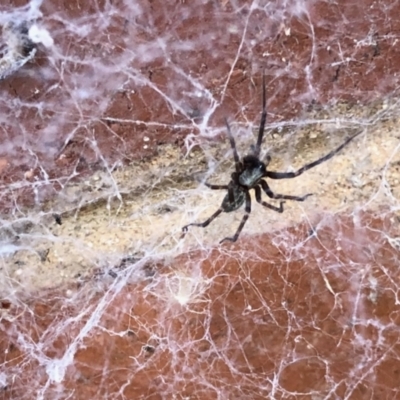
182;73;362;243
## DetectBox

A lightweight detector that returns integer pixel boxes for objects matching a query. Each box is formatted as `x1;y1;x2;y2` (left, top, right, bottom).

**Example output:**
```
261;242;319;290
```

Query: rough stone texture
2;212;400;399
1;0;400;399
1;0;400;211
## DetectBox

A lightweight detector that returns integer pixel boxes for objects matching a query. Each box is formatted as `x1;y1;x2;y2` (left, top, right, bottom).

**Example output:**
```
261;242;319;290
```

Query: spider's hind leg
182;208;223;235
260;180;312;202
204;183;228;190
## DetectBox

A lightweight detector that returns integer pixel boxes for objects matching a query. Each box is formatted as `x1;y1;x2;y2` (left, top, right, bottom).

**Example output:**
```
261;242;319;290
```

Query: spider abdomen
222;184;246;212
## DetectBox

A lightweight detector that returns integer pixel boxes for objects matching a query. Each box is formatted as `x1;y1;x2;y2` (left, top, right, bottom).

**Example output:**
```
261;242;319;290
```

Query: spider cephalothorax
238;155;267;187
182;73;362;243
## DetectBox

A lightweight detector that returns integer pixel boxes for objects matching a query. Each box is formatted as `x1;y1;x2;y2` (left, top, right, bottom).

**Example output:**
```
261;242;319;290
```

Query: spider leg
204;183;229;190
182;208;223;234
254;71;267;157
265;130;362;179
225;118;241;172
254;185;285;212
220;191;251;243
260;179;312;201
203;181;236;207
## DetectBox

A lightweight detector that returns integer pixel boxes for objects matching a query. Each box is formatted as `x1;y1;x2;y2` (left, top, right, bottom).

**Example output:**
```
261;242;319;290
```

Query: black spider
182;74;362;243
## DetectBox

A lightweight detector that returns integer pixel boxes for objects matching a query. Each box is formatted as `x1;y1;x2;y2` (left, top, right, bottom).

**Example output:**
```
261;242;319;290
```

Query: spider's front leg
264;130;363;180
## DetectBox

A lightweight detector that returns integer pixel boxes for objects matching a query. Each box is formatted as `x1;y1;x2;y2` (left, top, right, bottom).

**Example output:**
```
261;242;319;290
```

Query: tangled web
1;0;400;399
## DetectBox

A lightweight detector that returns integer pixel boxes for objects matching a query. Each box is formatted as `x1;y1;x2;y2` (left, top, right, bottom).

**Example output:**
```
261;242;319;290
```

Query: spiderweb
1;0;400;399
